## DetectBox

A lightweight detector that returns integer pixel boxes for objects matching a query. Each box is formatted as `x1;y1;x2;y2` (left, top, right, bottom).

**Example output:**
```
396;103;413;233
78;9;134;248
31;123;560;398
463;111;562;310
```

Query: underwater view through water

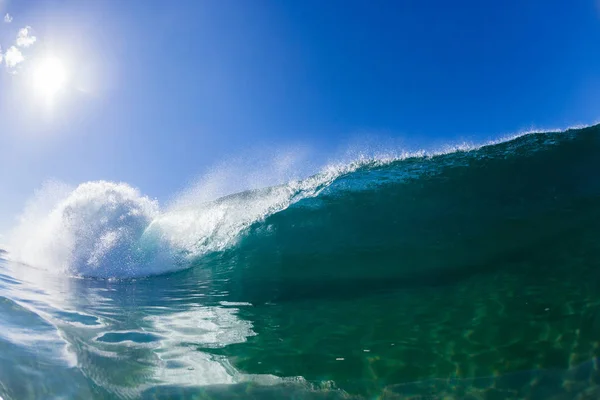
1;124;600;399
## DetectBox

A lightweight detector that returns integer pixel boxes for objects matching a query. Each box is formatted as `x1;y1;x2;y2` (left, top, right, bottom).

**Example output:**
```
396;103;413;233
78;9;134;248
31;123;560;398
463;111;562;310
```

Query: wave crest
8;181;172;278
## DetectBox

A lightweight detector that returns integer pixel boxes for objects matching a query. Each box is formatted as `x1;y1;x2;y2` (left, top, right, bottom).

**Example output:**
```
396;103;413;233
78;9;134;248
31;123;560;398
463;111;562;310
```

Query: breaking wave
5;124;600;279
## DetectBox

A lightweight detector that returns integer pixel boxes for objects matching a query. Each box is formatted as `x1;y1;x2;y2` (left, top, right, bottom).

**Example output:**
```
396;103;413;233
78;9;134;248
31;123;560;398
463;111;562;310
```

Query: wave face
228;125;600;294
6;124;600;280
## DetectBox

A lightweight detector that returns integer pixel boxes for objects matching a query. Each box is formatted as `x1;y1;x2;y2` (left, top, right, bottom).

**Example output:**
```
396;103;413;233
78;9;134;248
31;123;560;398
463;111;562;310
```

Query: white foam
7;181;172;278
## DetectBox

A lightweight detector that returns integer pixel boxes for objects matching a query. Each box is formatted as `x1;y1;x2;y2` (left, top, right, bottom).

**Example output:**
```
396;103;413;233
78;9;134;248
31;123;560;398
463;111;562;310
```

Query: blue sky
1;0;600;234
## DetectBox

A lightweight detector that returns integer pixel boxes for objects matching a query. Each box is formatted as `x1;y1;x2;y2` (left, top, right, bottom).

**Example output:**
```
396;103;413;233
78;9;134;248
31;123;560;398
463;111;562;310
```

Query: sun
33;57;68;100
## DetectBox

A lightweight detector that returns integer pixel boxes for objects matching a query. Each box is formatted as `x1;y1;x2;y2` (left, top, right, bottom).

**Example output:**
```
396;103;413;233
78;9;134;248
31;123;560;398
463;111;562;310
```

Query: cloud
4;46;24;67
4;13;12;23
16;26;36;47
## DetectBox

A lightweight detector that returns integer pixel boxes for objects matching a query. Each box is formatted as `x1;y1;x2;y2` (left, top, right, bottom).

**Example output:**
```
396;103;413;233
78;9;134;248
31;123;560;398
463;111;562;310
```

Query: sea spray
7;181;170;277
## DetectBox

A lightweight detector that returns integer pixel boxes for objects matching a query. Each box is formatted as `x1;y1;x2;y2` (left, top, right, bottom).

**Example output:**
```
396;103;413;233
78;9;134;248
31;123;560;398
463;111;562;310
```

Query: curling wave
6;124;600;279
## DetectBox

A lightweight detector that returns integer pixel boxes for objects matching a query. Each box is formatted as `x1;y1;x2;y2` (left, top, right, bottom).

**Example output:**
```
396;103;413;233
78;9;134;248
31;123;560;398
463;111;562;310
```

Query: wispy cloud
4;46;24;67
16;26;36;47
1;11;38;72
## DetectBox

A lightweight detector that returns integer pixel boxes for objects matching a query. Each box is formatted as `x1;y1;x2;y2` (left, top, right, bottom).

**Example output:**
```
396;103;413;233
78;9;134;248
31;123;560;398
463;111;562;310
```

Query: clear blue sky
1;0;599;234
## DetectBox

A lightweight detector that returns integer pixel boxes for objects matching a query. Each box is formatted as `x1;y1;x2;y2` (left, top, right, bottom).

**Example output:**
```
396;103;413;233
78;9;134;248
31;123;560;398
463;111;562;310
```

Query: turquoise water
1;125;600;399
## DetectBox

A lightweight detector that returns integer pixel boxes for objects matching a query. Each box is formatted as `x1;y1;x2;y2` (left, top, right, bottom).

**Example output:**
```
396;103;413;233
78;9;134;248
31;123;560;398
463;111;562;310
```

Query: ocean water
1;125;600;399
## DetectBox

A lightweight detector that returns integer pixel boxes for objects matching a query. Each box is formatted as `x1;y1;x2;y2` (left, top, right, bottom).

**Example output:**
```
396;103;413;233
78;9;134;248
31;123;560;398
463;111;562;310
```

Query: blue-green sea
1;125;600;399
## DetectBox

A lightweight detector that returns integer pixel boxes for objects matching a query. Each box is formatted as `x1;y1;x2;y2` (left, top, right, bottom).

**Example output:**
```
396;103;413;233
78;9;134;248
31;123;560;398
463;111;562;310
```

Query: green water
1;125;600;399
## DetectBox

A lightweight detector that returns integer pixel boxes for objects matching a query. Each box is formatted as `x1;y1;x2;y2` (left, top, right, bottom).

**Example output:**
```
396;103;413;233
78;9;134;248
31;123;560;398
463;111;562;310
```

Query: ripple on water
96;331;163;344
55;311;102;326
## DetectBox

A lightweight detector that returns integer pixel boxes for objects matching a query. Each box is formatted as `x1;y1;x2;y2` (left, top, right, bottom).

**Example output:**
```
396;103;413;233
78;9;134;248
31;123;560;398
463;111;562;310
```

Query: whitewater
1;124;600;399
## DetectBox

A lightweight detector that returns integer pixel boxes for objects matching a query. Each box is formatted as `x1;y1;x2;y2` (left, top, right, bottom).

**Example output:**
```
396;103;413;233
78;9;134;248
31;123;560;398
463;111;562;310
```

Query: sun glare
33;57;68;100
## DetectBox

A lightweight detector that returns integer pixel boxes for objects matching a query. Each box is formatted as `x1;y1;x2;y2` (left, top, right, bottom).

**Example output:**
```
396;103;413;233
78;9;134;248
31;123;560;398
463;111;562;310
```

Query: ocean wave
5;124;600;279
